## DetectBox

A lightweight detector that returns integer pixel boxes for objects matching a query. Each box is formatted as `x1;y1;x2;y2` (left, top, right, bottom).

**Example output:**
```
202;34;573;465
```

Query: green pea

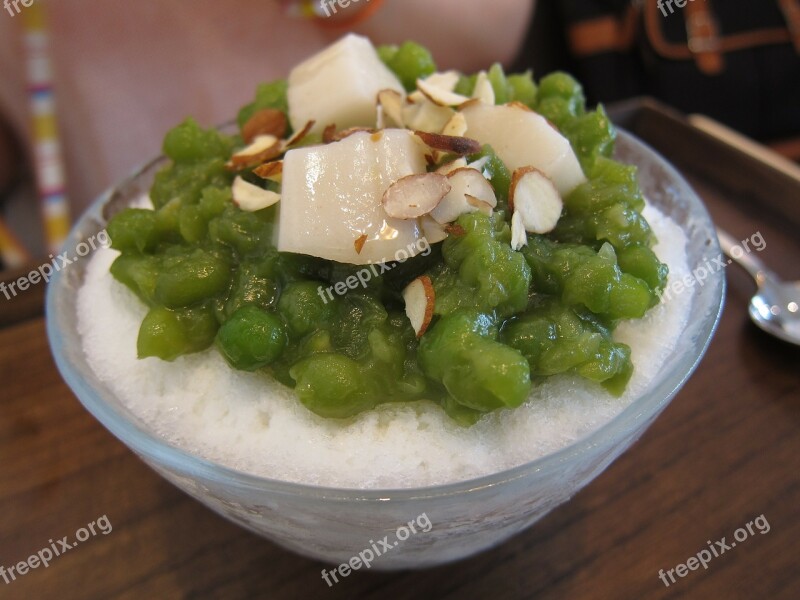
155;249;231;308
290;353;375;419
419;310;531;413
507;71;538;108
110;254;160;305
487;63;510;105
163;118;233;163
138;305;218;361
107;209;160;253
387;41;437;91
216;306;287;371
277;281;333;337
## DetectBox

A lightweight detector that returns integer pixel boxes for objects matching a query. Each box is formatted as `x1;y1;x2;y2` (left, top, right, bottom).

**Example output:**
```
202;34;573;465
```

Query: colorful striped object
22;1;70;255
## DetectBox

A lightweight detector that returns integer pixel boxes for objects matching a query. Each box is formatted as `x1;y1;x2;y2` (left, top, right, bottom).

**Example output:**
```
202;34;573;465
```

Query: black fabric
512;0;800;142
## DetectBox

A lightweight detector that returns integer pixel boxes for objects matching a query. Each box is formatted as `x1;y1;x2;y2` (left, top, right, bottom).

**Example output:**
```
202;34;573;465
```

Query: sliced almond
285;120;316;148
229;135;282;168
456;98;483;112
402;98;454;134
252;160;283;181
417;77;471;107
510;210;528;251
382;173;451;219
414;131;482;156
419;215;449;244
472;71;496;106
441;112;468;138
505;100;534;112
408;90;427;104
354;233;368;255
466;194;493;216
449;168;497;207
509;167;563;233
377;89;405;128
430;167;497;225
242;108;287;144
232;176;281;212
444;223;466;237
435;157;468;175
322;124;337;144
422;71;461;92
326;126;375;143
403;275;435;338
467;155;491;176
376;104;386;130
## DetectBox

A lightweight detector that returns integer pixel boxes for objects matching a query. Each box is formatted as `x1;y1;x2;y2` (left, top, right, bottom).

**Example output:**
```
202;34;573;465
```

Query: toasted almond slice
408;90;427;104
322;124;337;144
435;157;468;175
466;194;494;216
232;176;281;212
444;223;466;237
414;131;482;156
505;100;534;112
354;233;368;255
327;126;376;143
403;275;436;338
376;104;386;130
242;108;288;144
285;120;316;147
377;89;405;128
510;167;564;233
456;98;483;112
419;215;449;244
448;168;497;207
441;112;468;138
510;210;528;251
253;160;283;181
430;168;497;224
382;173;451;219
229;135;282;168
472;71;495;105
467;155;491;175
402;99;454;134
417;77;471;107
423;71;461;92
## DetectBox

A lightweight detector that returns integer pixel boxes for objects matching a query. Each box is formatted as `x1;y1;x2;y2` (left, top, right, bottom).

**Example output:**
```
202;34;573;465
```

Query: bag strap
567;5;640;57
778;0;800;51
567;1;800;76
684;0;724;75
644;1;798;74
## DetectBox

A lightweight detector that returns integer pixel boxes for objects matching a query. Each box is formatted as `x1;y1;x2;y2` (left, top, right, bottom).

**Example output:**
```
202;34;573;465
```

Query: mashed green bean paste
107;40;667;425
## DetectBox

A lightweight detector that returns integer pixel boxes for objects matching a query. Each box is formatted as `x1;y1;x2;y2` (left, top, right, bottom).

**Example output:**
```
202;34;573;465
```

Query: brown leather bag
562;0;800;149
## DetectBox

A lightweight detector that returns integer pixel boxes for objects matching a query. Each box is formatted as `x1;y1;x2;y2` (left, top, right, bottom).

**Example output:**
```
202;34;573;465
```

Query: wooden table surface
2;169;799;599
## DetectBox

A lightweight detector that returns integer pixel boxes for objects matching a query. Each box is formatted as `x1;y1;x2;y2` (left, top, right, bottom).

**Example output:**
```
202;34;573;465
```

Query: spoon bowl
718;229;800;346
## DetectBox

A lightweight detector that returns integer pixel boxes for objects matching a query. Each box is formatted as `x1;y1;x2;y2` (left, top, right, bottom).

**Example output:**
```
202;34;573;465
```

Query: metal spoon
717;229;800;346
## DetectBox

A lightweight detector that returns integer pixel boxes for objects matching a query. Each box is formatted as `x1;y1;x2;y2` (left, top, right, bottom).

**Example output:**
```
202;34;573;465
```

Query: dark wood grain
1;113;799;599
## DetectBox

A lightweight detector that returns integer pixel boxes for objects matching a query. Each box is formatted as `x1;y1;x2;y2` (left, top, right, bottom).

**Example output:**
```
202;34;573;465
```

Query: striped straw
22;1;70;255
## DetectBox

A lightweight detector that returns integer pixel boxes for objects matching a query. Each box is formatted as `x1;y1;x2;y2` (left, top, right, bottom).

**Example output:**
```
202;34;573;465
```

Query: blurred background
0;0;798;271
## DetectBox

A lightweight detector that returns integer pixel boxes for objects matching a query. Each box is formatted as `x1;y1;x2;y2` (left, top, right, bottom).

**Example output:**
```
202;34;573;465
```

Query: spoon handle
716;228;774;285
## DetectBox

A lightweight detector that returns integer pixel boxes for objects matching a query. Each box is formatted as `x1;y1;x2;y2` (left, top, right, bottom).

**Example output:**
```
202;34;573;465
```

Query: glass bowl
46;130;725;570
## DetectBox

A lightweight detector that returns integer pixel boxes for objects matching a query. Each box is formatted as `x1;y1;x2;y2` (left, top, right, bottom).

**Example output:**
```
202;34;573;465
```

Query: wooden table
2;141;799;600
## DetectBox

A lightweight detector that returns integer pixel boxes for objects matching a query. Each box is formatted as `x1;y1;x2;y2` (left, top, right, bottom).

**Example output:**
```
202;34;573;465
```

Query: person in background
514;0;800;156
